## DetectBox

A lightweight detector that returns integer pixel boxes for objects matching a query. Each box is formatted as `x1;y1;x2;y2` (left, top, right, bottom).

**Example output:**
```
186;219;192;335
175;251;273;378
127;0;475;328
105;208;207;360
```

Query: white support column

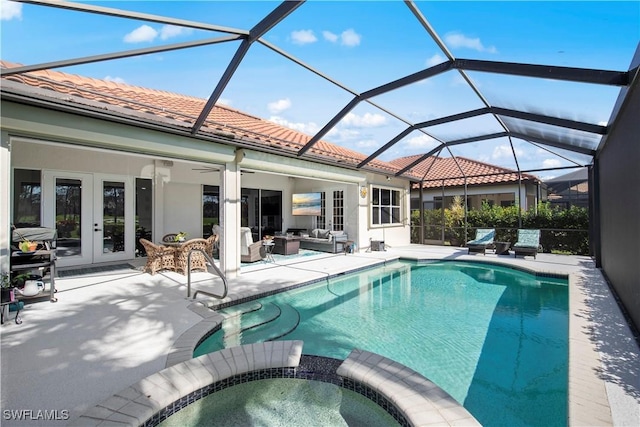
220;155;242;278
153;160;170;243
1;131;11;273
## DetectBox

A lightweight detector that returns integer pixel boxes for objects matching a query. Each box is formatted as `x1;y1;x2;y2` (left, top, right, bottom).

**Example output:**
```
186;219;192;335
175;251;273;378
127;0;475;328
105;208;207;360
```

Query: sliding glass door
241;188;282;240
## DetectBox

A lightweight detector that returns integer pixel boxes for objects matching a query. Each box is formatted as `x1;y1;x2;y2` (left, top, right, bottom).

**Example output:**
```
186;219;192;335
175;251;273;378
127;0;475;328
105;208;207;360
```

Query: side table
263;241;275;262
494;241;511;255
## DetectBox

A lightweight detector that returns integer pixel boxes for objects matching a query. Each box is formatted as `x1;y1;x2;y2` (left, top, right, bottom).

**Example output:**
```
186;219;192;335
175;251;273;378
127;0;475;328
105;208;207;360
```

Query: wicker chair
175;238;208;275
205;234;219;258
139;238;176;275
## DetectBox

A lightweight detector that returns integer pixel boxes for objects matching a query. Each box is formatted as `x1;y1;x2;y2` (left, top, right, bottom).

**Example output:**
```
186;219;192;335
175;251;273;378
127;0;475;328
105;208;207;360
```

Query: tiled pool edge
69;341;480;427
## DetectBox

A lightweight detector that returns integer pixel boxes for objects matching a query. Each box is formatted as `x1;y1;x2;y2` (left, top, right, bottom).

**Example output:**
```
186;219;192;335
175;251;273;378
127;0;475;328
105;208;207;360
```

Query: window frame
370;185;402;227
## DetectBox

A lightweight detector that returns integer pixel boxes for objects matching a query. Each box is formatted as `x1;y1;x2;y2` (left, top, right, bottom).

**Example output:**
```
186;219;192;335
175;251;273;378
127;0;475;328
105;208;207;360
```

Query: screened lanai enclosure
1;1;639;328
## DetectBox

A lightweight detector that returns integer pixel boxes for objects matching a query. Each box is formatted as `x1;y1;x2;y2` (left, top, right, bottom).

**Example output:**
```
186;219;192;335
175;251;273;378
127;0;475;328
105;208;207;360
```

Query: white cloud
341;29;361;47
216;98;231;106
342;112;386;128
356;139;379;149
104;76;126;84
491;144;523;160
406;134;437;148
322;31;338;43
291;29;317;45
542;158;562;168
160;24;192;40
124;25;158;43
445;31;497;53
267;98;292;114
426;53;445;67
269;116;320;135
0;0;21;20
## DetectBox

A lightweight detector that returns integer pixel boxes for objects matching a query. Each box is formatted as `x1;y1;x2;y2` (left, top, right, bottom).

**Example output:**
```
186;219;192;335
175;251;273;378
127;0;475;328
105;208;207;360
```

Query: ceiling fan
192;166;220;173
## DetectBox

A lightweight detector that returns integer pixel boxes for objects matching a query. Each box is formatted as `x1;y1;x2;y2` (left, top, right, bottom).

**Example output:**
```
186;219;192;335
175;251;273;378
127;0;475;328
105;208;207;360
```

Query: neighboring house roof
0;60;401;177
545;167;589;195
391;155;541;189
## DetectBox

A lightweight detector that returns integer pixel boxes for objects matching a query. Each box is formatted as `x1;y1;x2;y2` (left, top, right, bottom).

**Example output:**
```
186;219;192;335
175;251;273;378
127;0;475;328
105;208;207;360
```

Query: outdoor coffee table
273;236;301;255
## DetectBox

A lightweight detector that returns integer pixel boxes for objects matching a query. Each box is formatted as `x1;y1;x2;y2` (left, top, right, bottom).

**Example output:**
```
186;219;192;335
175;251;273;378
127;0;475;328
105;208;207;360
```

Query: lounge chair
240;227;265;263
513;229;541;259
139;238;176;275
466;228;495;255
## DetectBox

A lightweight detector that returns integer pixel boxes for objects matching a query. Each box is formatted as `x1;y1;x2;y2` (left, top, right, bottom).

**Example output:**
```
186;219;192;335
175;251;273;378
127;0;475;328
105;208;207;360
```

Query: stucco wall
598;68;640;331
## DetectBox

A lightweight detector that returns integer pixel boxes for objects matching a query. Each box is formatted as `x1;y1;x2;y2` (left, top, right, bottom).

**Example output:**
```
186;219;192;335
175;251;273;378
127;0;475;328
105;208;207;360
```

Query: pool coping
69;341;480;427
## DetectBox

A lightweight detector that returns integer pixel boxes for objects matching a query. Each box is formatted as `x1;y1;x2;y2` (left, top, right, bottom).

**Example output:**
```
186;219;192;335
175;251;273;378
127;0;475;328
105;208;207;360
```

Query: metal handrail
186;249;228;300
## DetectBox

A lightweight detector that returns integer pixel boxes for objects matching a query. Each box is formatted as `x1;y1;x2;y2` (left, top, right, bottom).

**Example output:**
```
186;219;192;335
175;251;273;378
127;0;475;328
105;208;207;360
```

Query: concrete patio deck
1;245;638;426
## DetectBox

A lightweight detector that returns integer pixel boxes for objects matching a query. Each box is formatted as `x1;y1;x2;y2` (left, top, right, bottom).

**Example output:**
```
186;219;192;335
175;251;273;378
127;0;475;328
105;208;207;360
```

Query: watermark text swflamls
3;409;70;421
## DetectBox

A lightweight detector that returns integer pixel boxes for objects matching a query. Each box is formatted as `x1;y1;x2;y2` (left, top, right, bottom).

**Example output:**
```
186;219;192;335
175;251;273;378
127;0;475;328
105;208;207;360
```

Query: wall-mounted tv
292;192;322;216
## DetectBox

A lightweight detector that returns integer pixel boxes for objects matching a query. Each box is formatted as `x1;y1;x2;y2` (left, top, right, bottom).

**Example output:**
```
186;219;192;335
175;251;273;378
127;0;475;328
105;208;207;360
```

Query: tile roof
0;60;400;176
1;60;541;188
390;155;540;189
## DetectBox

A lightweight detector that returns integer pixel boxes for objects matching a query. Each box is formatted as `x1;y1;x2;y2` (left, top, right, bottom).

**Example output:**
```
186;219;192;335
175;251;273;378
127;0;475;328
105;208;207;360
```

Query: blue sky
1;0;639;179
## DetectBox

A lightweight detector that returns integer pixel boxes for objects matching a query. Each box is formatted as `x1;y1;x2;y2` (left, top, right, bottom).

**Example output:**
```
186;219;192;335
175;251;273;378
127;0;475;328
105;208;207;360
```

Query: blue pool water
196;260;569;426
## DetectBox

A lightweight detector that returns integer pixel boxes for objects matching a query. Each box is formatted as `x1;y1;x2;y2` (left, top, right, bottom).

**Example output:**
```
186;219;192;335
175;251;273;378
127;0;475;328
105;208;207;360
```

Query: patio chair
240;227;265;263
205;234;219;258
139;238;176;275
513;229;541;259
175;238;209;275
466;228;495;255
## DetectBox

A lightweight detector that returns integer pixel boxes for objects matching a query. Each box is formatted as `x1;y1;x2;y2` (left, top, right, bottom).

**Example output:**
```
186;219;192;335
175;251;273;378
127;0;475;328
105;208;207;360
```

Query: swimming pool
195;260;569;426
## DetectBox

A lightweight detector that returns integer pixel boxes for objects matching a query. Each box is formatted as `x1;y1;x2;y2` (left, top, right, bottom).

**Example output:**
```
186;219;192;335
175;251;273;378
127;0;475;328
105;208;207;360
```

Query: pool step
194;302;301;356
239;303;300;344
222;302;282;347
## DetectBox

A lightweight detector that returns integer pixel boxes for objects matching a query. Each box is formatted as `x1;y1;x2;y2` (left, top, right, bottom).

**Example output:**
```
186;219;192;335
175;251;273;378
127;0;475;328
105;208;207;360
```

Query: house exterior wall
1;99;412;276
597;62;640;331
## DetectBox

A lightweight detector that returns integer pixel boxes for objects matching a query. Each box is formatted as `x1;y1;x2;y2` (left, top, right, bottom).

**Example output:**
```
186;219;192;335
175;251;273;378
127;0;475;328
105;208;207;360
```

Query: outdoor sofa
287;228;348;253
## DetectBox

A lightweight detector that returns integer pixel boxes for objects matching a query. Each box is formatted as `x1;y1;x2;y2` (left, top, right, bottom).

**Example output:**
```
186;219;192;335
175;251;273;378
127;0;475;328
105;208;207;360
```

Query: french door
43;171;135;267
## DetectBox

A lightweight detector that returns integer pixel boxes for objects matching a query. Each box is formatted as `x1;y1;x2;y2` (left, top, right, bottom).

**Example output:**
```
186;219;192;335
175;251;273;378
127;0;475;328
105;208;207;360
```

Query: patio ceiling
1;0;638;182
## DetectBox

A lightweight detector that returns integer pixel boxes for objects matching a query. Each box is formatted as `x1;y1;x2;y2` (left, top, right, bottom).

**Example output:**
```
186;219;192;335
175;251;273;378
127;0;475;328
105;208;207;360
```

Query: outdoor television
292;192;322;216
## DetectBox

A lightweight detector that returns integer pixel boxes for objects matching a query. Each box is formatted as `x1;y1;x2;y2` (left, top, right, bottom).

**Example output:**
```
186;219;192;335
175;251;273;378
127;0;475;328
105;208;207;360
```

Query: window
371;186;401;225
333;190;344;231
13;169;41;227
203;185;219;238
316;192;326;229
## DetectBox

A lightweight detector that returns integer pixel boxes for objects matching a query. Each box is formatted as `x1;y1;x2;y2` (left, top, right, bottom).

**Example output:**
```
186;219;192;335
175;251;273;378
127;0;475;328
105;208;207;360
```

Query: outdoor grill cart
10;227;58;304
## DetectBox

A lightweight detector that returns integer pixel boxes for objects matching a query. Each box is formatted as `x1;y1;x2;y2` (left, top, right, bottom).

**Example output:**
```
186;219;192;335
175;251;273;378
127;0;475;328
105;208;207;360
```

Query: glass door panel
43;171;93;266
102;181;125;254
94;175;134;263
55;178;83;258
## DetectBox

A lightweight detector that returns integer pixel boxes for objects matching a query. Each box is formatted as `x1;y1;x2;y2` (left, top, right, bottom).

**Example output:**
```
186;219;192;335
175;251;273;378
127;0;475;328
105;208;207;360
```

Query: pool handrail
186;248;228;300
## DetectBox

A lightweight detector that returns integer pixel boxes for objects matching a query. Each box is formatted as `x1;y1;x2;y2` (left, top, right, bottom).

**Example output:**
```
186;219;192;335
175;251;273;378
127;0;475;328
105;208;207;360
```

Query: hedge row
411;199;590;255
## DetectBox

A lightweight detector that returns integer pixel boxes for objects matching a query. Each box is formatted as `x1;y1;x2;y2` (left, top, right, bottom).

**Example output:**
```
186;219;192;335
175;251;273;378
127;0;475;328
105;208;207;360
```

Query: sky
1;0;639;179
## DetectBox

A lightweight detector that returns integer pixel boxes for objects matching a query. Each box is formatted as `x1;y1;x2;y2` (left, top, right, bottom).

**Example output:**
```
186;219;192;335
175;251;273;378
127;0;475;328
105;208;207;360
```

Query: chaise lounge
466;228;495;255
513;229;541;259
